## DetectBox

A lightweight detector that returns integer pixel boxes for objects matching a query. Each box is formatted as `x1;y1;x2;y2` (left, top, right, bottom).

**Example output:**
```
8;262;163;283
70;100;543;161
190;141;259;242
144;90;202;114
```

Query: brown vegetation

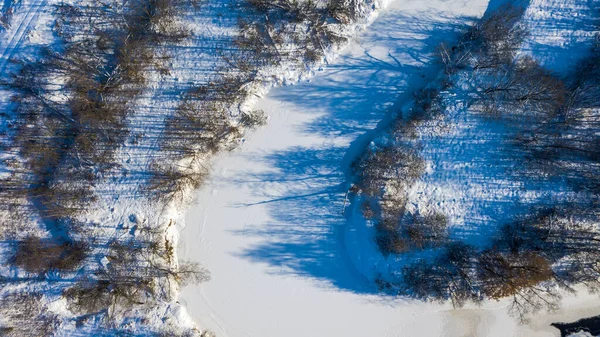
353;3;600;323
0;293;58;337
64;238;209;315
150;0;366;203
403;243;480;308
13;236;87;273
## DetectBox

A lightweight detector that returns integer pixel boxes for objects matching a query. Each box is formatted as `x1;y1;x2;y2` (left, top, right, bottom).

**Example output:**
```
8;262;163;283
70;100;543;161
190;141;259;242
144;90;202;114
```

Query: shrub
65;239;210;314
375;222;408;255
354;146;425;197
402;243;479;307
0;293;58;337
469;4;527;69
327;0;360;24
13;236;87;273
240;110;268;129
437;4;526;74
402;212;449;249
478;250;554;299
477;56;567;120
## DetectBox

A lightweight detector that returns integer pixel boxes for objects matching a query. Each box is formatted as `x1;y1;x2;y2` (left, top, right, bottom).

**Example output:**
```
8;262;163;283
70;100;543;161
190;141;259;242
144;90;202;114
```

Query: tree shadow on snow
518;0;599;74
228;9;482;294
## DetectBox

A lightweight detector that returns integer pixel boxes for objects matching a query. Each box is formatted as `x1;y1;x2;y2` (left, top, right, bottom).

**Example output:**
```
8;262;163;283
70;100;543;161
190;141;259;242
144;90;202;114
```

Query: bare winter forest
353;2;600;324
0;0;391;335
0;0;598;336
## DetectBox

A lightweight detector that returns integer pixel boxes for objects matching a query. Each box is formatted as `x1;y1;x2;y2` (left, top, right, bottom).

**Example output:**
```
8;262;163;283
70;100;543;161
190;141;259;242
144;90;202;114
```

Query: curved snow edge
166;1;394;335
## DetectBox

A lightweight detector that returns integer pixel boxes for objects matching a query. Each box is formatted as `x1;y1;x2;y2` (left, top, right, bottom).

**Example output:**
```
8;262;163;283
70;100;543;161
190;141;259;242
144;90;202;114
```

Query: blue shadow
229;8;482;294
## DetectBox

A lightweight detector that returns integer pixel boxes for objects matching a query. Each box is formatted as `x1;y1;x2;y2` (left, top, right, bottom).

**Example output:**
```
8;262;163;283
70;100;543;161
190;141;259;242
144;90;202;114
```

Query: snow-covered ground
179;0;600;336
521;0;600;75
177;1;600;336
1;0;598;335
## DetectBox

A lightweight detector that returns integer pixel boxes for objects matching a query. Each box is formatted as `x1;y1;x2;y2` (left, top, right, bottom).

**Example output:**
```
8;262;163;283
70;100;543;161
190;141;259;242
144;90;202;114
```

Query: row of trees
354;3;531;255
353;5;532;256
353;144;432;255
0;1;210;335
151;0;373;203
356;3;600;323
511;41;600;193
402;207;600;322
236;0;353;65
64;233;209;316
0;0;372;334
5;0;192;222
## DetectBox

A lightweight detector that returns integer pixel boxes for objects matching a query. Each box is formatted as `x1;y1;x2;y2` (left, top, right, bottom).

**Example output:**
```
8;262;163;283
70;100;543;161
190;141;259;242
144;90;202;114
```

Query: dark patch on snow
552;315;600;337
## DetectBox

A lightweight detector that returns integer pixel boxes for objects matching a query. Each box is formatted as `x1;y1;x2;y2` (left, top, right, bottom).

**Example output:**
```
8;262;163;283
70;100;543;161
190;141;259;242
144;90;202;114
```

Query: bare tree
402;212;449;249
402;243;480;308
12;236;87;273
0;293;58;337
476;56;567;121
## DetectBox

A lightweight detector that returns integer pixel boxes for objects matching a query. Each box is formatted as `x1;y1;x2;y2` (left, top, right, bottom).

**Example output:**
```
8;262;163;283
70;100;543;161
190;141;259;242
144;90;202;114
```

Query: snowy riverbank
179;0;600;336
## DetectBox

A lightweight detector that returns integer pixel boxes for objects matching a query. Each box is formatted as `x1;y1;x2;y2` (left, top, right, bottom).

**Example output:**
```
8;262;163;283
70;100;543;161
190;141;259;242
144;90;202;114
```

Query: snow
176;1;557;336
0;0;598;335
391;84;588;250
179;0;600;336
569;333;595;337
520;0;600;74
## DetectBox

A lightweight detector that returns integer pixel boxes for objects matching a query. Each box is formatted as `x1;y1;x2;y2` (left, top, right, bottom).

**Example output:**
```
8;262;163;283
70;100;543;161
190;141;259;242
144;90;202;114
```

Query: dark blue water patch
552;315;600;337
